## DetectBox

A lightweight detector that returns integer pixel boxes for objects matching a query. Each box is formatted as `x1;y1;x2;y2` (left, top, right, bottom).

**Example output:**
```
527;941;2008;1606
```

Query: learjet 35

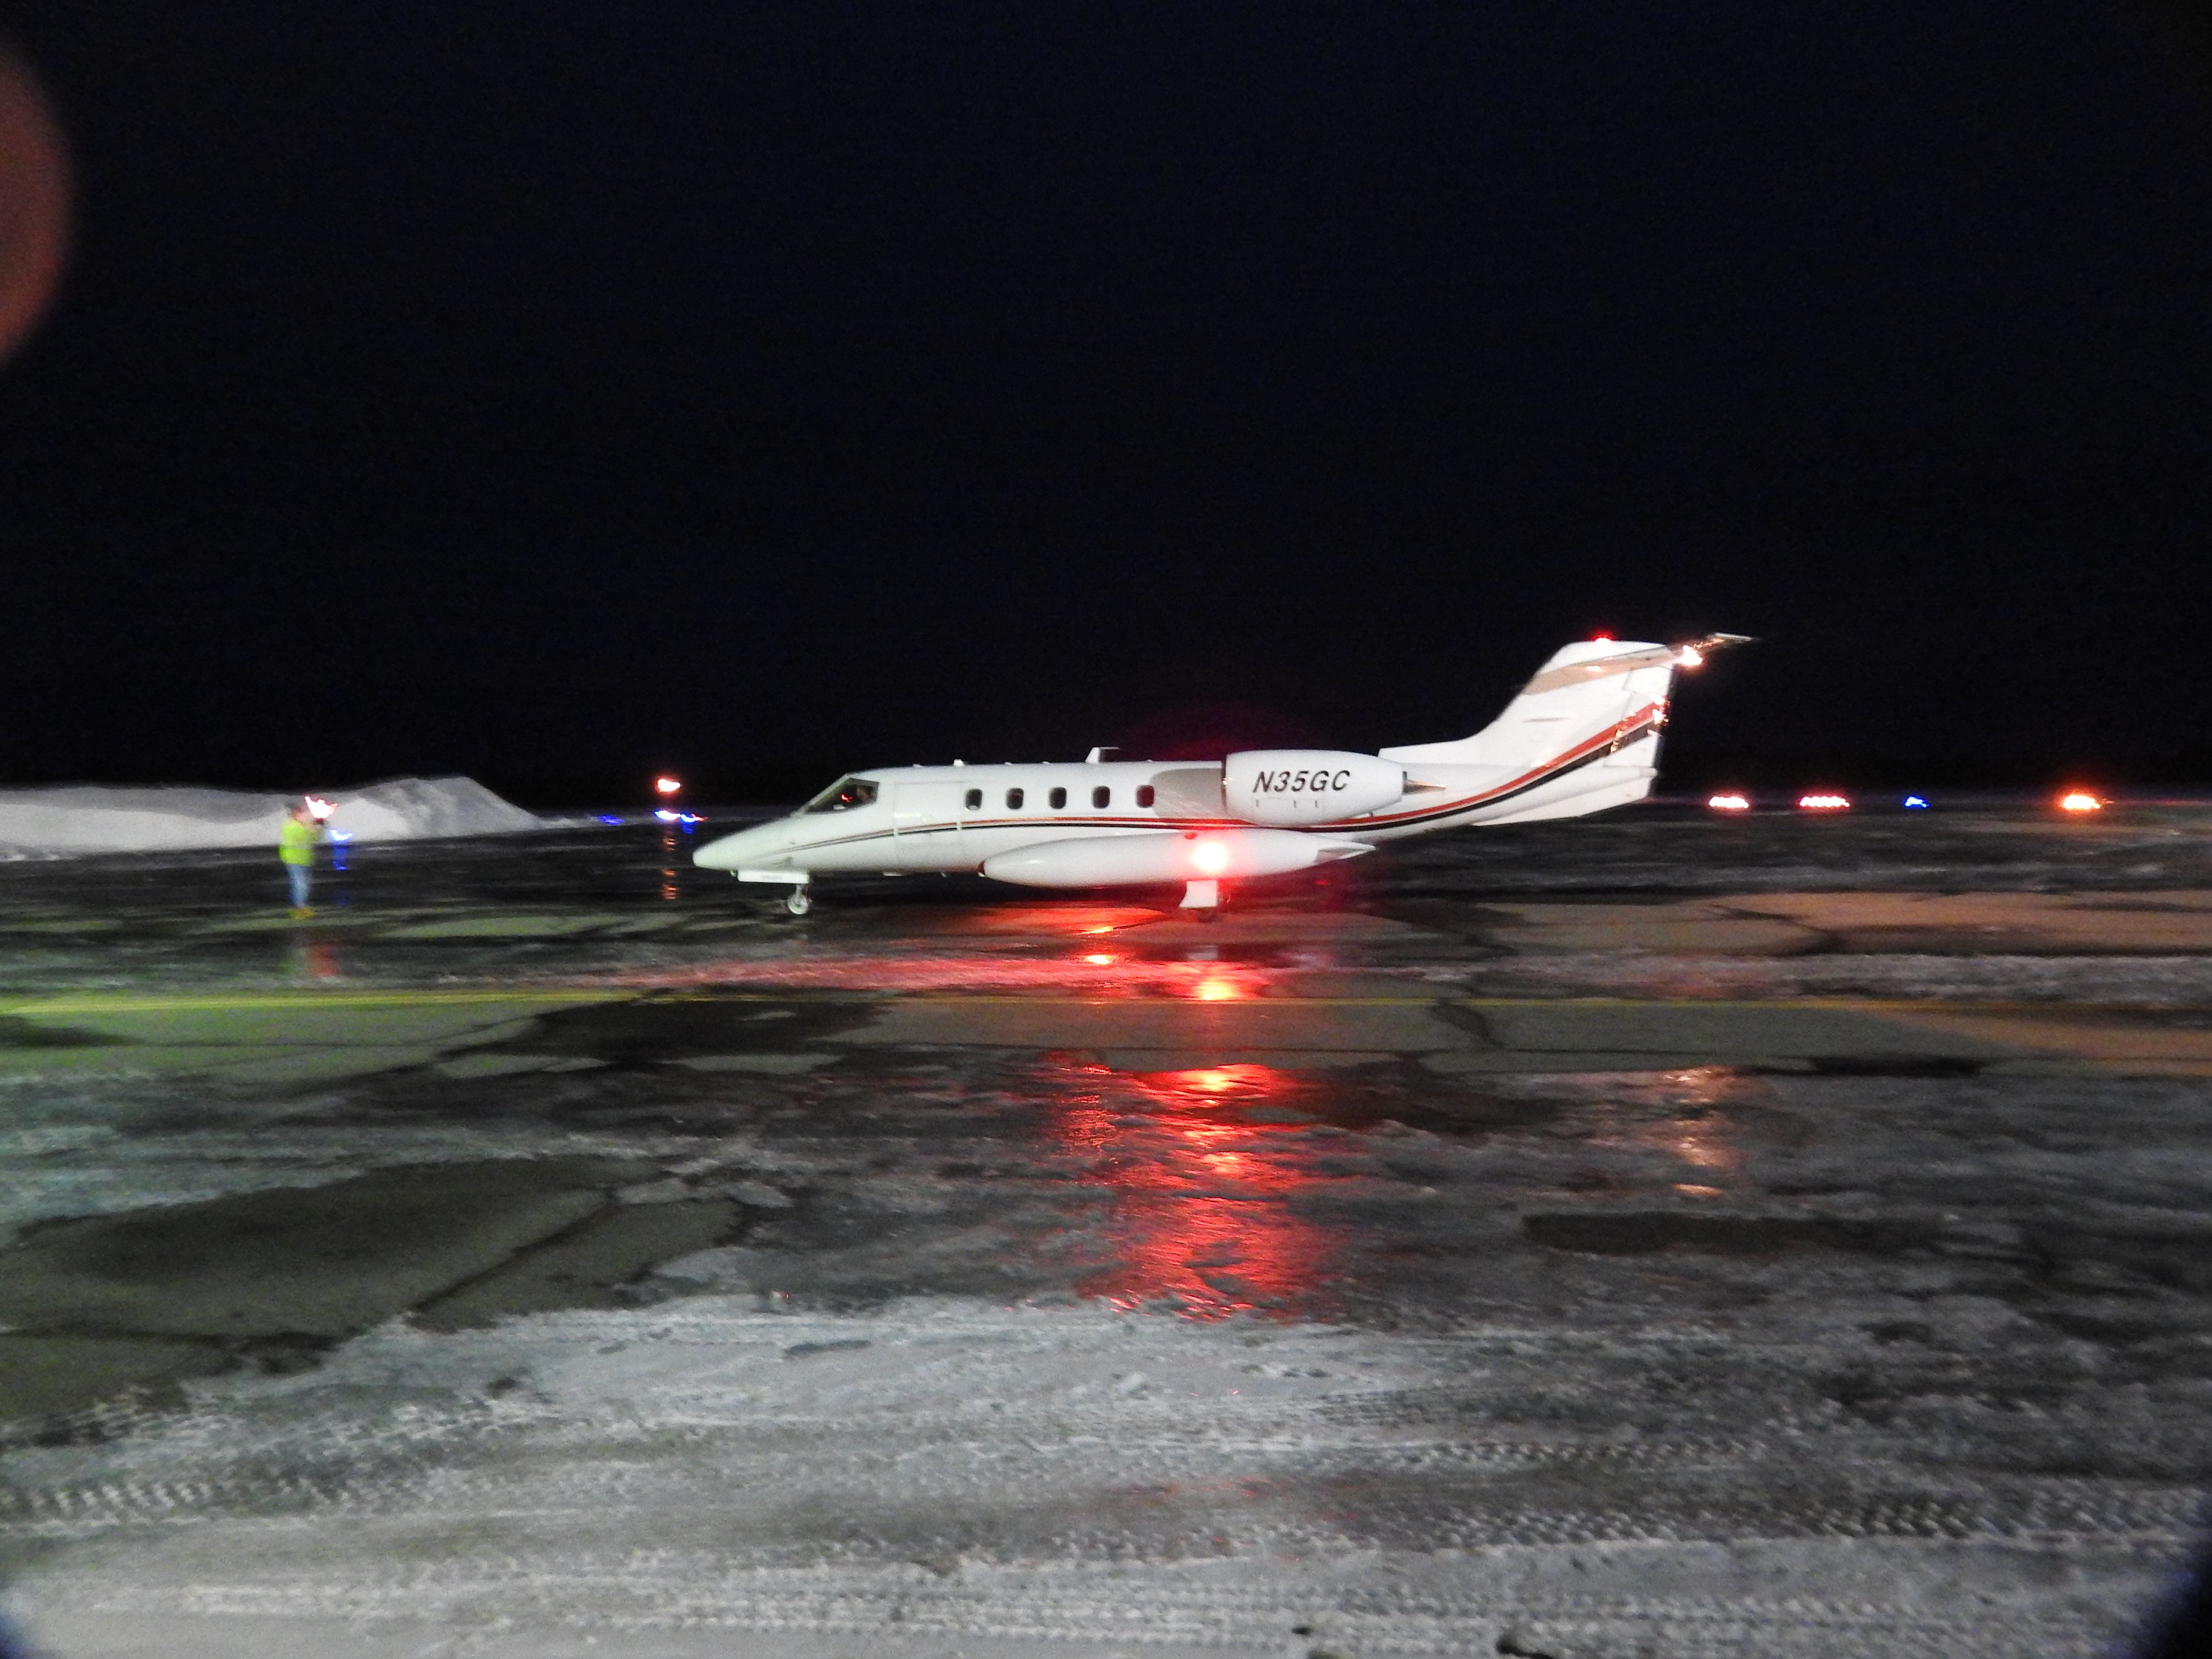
696;634;1750;914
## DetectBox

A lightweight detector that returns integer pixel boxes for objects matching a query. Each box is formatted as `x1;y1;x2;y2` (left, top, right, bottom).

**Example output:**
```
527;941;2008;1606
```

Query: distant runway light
2058;791;2104;813
1706;793;1751;812
654;776;682;795
1797;793;1851;811
1902;795;1930;809
1084;953;1114;966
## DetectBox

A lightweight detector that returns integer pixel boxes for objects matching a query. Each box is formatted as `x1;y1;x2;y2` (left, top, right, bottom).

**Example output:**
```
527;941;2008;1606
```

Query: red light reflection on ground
1048;1061;1341;1321
289;937;343;980
659;825;682;902
1159;960;1262;1001
962;904;1159;937
600;952;1280;996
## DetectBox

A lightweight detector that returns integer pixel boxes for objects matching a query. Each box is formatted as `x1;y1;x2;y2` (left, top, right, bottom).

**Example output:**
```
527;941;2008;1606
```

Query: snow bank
0;777;540;855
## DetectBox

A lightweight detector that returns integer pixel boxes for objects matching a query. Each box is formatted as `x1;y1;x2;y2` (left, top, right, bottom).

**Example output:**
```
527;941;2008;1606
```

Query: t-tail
1379;634;1752;825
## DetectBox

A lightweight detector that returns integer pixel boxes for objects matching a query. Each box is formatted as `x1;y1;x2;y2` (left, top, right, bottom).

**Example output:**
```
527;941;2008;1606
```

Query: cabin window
1049;786;1068;809
1136;784;1156;808
963;788;982;811
1006;787;1024;810
802;776;878;814
1092;786;1111;809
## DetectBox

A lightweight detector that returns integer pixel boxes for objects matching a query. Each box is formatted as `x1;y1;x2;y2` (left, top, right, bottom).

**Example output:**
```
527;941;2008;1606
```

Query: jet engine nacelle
982;828;1371;888
1223;750;1406;826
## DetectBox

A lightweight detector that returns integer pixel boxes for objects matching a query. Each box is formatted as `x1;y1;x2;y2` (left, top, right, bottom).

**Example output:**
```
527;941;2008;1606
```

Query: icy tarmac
1;802;2210;1657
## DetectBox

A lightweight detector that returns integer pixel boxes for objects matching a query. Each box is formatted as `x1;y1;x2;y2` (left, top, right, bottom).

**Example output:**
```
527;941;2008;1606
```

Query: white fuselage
694;734;1663;880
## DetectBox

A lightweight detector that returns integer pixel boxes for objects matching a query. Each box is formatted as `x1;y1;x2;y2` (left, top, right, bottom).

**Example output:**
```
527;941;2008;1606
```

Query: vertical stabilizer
1379;636;1745;771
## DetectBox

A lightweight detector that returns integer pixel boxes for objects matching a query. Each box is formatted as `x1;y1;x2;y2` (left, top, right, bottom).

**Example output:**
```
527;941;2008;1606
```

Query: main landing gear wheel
1179;878;1222;918
784;888;812;916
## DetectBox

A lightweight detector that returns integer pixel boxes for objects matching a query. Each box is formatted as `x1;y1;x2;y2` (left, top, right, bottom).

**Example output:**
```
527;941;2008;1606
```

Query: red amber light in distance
2057;791;2104;813
1706;793;1751;812
1796;793;1851;811
654;776;682;795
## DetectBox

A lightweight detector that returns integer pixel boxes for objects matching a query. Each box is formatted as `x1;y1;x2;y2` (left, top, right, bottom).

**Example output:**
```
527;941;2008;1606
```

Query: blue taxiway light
1902;796;1929;809
598;814;624;824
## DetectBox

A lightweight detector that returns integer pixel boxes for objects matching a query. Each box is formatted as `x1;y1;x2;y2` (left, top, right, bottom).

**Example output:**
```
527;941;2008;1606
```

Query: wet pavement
1;803;2211;1656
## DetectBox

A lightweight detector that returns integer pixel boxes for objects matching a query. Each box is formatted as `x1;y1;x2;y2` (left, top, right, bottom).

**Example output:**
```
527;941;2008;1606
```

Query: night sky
0;3;2208;804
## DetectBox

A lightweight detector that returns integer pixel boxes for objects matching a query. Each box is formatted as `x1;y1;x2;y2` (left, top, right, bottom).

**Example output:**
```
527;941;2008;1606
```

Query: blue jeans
286;864;313;908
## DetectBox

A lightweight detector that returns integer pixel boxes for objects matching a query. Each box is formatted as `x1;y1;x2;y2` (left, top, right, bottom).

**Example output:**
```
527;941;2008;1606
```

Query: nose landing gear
784;885;813;916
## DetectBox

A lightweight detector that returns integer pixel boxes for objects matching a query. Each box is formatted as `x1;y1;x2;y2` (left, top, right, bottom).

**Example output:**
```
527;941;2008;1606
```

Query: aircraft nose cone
694;826;776;871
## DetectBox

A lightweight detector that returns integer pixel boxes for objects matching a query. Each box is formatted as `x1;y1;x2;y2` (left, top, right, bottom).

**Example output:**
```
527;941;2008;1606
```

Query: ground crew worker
279;802;323;918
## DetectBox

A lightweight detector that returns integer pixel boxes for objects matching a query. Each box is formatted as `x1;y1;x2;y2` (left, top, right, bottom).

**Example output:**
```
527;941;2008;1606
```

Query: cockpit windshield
801;776;879;814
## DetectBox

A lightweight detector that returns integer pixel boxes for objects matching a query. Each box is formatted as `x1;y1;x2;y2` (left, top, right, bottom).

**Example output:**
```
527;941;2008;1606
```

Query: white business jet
697;634;1749;914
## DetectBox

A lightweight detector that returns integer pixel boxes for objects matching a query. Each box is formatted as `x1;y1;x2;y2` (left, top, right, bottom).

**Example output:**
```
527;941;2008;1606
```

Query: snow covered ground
11;1292;2186;1658
0;777;537;857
